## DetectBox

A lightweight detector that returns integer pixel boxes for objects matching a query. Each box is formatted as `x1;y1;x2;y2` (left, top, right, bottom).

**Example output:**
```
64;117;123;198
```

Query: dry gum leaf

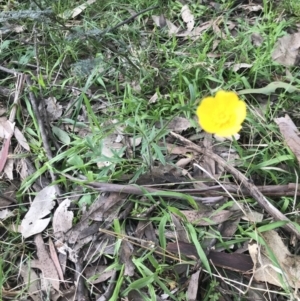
31;234;60;292
53;198;73;241
178;210;232;226
59;0;96;19
181;5;194;32
272;31;300;67
20;264;41;301
20;186;56;238
44;97;63;121
274;114;300;165
249;230;300;289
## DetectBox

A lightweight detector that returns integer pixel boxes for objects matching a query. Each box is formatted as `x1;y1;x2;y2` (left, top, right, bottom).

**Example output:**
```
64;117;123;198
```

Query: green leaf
78;194;91;207
67;154;84;167
257;221;289;232
147;191;198;210
186;223;211;274
52;126;71;145
158;214;168;251
123;275;155;295
109;265;124;301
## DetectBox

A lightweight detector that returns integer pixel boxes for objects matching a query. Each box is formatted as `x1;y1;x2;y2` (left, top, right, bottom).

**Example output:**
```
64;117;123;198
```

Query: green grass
1;0;300;300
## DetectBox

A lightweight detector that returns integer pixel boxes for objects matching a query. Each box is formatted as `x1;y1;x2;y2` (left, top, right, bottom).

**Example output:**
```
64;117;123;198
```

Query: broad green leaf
67;154;84;167
78;194;92;207
52;126;71;145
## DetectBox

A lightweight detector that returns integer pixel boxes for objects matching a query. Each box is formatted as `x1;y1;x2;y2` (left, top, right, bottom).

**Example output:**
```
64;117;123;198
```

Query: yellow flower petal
196;91;246;137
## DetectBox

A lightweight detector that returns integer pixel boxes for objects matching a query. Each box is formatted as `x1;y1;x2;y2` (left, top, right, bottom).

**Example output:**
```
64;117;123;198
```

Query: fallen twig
170;131;300;239
62;173;214;203
172;183;300;197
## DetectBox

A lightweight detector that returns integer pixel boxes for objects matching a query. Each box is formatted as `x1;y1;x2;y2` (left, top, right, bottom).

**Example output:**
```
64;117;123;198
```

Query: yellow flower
196;91;246;137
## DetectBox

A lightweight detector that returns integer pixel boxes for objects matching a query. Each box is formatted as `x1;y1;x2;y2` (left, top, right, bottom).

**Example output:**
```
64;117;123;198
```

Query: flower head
196;91;246;137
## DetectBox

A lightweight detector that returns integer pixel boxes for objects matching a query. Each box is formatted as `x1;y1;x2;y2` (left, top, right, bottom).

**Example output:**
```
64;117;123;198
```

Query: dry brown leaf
241;210;263;222
84;192;125;222
66;193;125;259
96;134;124;168
274;114;300;165
53;198;73;241
220;213;240;243
4;157;13;180
52;203;69;280
0;198;13;208
0;120;14;173
272;31;300;67
249;230;300;289
166;19;179;35
175;157;193;168
171;214;189;243
59;0;96;19
0;184;17;208
251;32;264;47
48;238;65;284
201;133;215;177
130;80;141;92
241;4;263;12
187;269;200;301
181;5;194;31
232;63;253;72
51;286;76;301
176;21;212;40
20;264;41;301
20;158;29;180
164;142;190;155
129;136;142;147
14;126;30;150
179;210;232;226
152;15;167;28
212;39;220;51
136;163;182;185
0;118;14;139
31;234;60;291
212;23;224;38
165;116;192;132
85;266;116;284
44;97;63;121
20;186;56;238
120;240;135;276
149;92;159;104
0;137;11;173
